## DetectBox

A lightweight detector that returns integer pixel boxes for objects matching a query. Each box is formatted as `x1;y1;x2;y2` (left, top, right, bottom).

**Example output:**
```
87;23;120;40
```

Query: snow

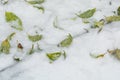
0;0;120;80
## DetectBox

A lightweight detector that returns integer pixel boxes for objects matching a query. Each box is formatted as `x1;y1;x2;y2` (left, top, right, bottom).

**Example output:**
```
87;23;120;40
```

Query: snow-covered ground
0;0;120;80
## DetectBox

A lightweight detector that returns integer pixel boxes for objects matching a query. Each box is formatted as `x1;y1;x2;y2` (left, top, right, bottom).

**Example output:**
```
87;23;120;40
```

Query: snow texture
0;0;120;80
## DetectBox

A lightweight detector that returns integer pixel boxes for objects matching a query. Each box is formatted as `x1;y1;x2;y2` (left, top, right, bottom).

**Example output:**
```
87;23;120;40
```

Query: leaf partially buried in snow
77;8;96;18
1;0;8;5
82;19;90;24
7;32;16;41
58;34;73;47
53;16;64;30
63;51;67;59
105;16;120;23
0;39;10;54
93;19;105;28
90;53;105;58
108;49;120;60
13;56;21;62
28;34;42;42
33;6;44;13
25;0;44;4
47;52;61;61
116;49;120;59
28;44;34;55
117;6;120;16
5;12;23;31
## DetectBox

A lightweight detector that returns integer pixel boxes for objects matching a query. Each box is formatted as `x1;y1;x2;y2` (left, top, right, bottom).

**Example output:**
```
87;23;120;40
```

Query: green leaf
5;12;23;31
105;16;120;23
0;39;11;54
58;34;73;47
47;52;61;61
7;32;16;41
28;34;42;42
117;6;120;16
77;8;96;18
25;0;44;4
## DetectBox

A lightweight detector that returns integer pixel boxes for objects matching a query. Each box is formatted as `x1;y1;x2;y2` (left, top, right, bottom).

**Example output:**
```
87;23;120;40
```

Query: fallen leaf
0;39;11;54
5;12;23;31
25;0;44;4
90;53;105;58
105;16;120;23
7;32;16;41
28;34;42;42
58;34;73;47
47;52;61;61
77;8;96;18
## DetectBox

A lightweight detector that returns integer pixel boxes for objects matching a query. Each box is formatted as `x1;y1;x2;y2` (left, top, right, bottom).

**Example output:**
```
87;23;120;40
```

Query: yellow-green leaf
105;16;120;23
28;34;42;42
77;8;96;18
5;12;23;31
25;0;44;4
93;19;105;28
0;39;11;54
47;52;61;61
58;34;73;47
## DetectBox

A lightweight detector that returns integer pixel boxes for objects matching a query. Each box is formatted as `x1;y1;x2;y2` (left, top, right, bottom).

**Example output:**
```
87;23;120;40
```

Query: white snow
0;0;120;80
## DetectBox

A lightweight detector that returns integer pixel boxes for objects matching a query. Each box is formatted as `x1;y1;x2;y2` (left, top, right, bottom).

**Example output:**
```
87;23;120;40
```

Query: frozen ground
0;0;120;80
